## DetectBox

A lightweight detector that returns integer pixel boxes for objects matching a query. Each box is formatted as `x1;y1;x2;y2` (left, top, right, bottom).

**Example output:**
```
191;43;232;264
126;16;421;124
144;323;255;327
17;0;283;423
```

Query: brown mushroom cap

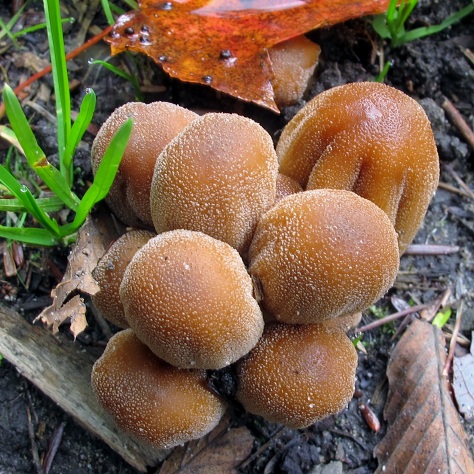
236;323;357;428
276;82;439;253
150;113;278;256
275;173;303;203
91;101;198;228
120;229;264;369
91;329;227;449
91;230;155;328
321;312;362;332
268;35;320;108
249;189;399;324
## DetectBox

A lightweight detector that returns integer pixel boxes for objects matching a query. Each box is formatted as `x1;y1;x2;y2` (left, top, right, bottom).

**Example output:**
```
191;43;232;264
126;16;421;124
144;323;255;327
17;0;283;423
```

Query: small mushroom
235;323;357;428
91;230;155;328
120;229;264;369
249;189;399;324
276;82;439;253
91;101;198;228
150;113;278;256
268;35;320;108
321;312;362;332
91;329;227;449
275;173;303;203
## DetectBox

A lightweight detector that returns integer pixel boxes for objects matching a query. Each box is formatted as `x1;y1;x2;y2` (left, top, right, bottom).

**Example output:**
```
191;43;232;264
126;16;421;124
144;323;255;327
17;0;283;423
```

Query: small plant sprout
0;0;132;246
372;0;474;48
432;307;453;329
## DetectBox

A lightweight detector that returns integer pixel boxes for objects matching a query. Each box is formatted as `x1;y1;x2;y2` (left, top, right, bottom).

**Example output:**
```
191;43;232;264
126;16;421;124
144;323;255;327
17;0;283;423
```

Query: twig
443;300;464;377
237;426;287;470
329;428;370;451
420;287;452;322
26;405;44;474
42;421;66;474
359;303;429;333
0;25;113;119
444;165;474;201
438;181;473;198
442;97;474;152
404;244;460;255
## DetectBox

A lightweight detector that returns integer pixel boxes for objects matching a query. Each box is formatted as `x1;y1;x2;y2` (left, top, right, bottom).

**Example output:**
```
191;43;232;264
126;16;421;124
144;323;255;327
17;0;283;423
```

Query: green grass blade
0;0;27;42
43;0;71;179
90;59;143;101
101;0;116;25
63;88;96;175
12;17;74;38
2;84;45;162
2;84;80;210
372;15;391;39
398;2;474;45
0;225;58;246
61;117;133;235
0;17;20;47
0;165;60;236
0;196;64;213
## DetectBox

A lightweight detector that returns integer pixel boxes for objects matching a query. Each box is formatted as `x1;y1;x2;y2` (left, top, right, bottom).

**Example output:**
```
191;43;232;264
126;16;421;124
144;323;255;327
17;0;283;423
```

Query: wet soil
0;0;473;473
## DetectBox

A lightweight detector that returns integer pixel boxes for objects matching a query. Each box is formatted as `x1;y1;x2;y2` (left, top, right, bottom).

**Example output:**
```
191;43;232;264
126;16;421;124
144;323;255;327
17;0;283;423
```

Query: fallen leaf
453;332;474;420
374;319;474;473
108;0;393;112
37;208;125;337
159;413;253;473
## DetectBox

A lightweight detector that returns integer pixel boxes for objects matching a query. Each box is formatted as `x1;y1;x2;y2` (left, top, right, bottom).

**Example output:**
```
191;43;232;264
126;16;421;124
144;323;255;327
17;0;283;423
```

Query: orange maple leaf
108;0;392;112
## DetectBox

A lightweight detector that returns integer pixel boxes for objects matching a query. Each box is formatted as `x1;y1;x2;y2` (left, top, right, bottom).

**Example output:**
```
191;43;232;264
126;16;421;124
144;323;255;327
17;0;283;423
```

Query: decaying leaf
374;319;474;473
159;413;253;473
108;0;393;112
453;332;474;420
37;208;125;337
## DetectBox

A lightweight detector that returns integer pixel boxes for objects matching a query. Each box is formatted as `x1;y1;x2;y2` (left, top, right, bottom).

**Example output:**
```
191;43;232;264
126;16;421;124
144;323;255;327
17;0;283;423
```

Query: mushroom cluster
90;82;439;449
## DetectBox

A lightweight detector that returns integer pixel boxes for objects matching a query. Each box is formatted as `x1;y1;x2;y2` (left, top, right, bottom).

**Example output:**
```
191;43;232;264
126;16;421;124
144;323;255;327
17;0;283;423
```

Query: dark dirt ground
0;0;473;473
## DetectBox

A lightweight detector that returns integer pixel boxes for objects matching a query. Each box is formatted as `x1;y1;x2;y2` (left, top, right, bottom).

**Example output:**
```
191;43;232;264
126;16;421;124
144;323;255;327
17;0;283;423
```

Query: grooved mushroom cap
150;113;279;256
248;189;399;324
91;329;227;449
91;101;198;228
91;230;155;328
236;323;357;428
276;82;439;253
275;173;303;203
268;35;320;108
120;229;264;369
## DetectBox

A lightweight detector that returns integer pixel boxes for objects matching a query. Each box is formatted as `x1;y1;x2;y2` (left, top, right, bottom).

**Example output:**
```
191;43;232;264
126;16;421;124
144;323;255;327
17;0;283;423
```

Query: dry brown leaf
109;0;393;112
374;319;474;473
159;413;253;474
37;208;125;337
453;332;474;420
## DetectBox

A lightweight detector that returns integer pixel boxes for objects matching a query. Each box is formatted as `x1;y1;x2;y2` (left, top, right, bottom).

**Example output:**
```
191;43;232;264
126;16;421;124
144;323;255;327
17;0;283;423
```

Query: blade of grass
399;1;474;45
60;118;133;235
0;0;28;42
63;88;96;176
0;165;60;236
100;0;116;25
0;17;20;47
0;196;64;213
43;0;71;181
0;125;24;155
12;17;74;38
2;84;80;210
0;225;58;246
90;59;143;101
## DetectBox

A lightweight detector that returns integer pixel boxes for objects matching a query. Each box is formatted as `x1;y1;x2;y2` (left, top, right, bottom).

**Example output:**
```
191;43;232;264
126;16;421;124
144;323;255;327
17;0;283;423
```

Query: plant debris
108;0;393;112
374;319;474;473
